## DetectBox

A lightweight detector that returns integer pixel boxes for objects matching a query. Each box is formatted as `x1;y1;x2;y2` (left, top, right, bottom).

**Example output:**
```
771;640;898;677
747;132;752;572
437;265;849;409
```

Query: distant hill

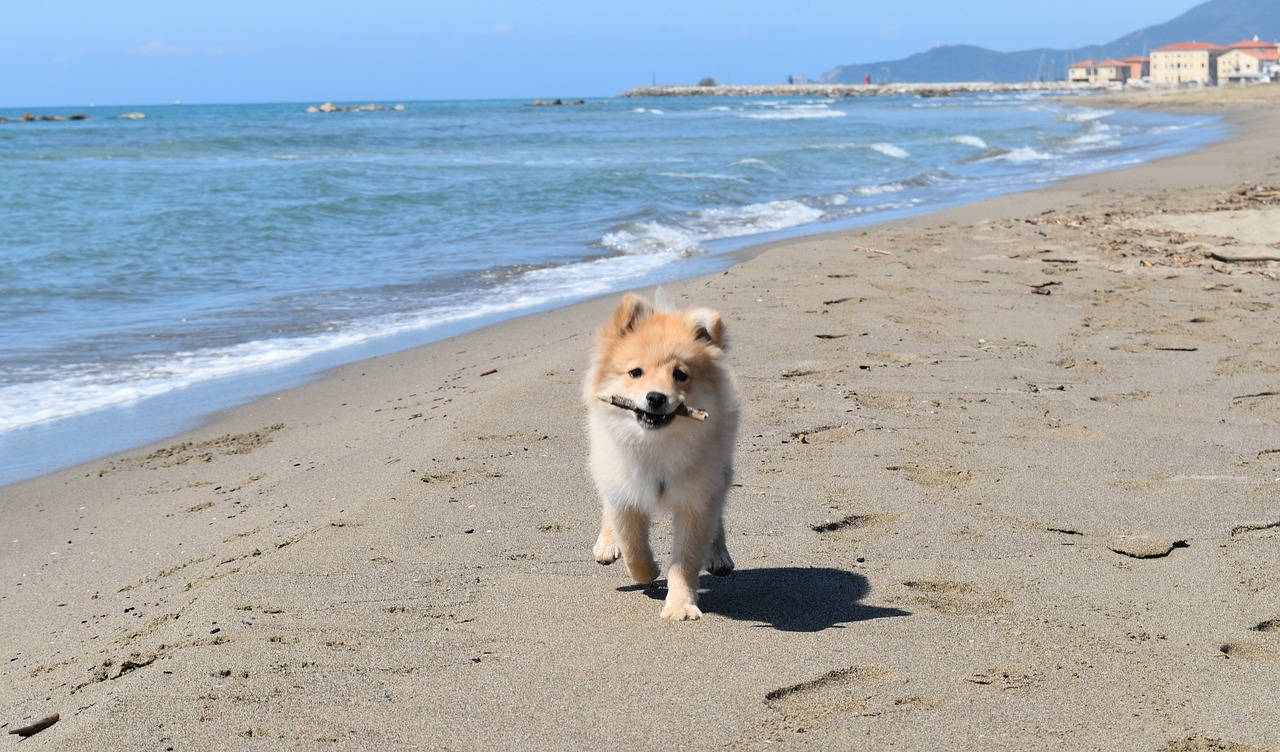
818;0;1280;84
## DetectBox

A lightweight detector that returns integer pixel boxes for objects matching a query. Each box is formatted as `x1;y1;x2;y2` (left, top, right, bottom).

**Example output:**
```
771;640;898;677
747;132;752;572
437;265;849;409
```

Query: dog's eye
673;368;688;382
628;367;643;378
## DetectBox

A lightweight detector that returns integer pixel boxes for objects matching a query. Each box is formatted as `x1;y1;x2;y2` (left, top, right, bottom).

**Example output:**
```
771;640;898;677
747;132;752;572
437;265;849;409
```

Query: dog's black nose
645;392;668;410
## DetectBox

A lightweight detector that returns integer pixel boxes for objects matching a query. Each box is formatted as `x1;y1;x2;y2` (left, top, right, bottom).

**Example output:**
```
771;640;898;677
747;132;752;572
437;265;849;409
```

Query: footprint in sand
1218;618;1280;663
1158;736;1273;752
888;464;974;491
1251;618;1280;634
761;665;937;733
98;424;285;475
790;424;860;444
1231;391;1280;423
898;579;1011;618
1219;642;1280;662
964;668;1038;690
810;512;899;546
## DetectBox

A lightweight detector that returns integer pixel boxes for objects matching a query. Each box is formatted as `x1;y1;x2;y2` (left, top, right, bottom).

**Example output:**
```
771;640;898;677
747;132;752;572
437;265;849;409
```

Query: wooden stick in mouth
597;394;708;422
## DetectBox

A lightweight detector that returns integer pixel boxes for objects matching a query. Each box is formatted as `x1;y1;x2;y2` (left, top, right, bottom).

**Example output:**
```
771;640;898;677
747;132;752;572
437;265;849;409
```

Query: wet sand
2;85;1279;750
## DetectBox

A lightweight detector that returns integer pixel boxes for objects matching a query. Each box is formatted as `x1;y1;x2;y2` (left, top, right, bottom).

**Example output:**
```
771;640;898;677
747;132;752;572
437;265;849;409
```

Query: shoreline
0;94;1229;489
3;86;1279;749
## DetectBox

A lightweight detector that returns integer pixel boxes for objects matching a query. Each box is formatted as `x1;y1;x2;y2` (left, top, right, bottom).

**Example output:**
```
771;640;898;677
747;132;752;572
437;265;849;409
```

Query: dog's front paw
660;596;703;621
593;533;620;565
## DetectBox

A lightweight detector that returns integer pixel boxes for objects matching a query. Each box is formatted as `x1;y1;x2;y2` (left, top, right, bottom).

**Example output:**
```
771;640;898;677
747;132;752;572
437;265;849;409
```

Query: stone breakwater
0;113;90;123
620;82;1103;98
305;102;406;113
1;112;147;123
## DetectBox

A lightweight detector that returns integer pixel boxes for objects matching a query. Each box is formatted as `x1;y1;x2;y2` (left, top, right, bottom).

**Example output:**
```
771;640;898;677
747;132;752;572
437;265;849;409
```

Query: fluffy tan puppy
584;293;739;620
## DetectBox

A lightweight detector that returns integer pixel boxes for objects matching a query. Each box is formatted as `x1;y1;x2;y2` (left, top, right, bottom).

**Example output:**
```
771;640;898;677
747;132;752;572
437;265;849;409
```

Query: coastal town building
1150;42;1227;86
1123;56;1151;81
1067;57;1149;86
1068;59;1124;86
1217;37;1280;83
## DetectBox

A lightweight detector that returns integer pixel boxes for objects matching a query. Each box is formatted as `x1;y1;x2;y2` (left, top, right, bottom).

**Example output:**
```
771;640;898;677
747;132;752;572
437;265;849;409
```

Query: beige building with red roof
1150;42;1227;86
1067;57;1148;86
1217;37;1280;83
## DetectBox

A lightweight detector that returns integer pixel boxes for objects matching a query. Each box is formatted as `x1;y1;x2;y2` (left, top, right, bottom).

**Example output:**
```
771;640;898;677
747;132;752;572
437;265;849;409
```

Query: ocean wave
1062;107;1114;122
0;252;694;434
952;135;988;149
658;171;751;182
871;143;909;159
732;157;781;173
854;182;906;195
855;167;952;195
687;199;826;239
740;109;845;121
989;146;1056;163
0;332;369;433
601;199;825;257
1069;131;1119;148
600;222;704;257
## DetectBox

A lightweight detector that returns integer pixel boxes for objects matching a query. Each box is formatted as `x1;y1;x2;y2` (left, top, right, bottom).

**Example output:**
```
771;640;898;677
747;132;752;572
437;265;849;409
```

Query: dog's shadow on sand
623;566;910;632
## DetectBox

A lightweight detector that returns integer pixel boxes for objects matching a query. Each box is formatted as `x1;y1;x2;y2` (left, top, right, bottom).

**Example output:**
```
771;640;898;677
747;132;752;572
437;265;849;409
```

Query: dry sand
3;86;1279;751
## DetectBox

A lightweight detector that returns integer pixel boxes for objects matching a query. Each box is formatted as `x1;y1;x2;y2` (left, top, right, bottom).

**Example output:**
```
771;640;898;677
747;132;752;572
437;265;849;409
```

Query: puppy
584;293;739;620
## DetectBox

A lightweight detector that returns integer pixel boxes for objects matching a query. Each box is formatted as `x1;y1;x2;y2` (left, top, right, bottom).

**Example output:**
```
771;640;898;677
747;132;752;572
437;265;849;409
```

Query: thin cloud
131;38;198;56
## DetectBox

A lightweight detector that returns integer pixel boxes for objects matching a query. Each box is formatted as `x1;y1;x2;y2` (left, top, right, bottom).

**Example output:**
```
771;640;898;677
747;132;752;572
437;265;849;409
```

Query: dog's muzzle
635;409;677;430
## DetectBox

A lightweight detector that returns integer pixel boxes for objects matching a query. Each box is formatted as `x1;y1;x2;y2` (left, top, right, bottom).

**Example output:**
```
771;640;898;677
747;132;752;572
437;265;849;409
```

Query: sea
0;92;1225;486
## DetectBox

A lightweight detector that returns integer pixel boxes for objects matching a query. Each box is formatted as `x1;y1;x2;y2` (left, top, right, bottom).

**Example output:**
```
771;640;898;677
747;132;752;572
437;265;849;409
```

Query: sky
3;1;1208;107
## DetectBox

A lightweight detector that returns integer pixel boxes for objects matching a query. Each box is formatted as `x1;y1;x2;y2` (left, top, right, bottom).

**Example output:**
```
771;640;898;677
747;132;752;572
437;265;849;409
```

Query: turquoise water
0;93;1223;484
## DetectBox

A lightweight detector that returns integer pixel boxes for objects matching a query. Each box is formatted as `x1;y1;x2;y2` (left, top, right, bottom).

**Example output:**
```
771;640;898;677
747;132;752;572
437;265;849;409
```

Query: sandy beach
3;85;1279;750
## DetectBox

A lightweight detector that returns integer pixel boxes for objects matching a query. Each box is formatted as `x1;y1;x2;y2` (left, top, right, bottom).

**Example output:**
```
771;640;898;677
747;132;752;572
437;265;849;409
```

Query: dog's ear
685;308;726;349
606;294;653;337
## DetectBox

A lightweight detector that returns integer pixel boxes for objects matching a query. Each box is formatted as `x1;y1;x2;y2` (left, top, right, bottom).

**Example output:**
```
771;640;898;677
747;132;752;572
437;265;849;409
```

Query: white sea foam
953;135;988;149
0;252;696;434
1063;108;1114;122
601;199;825;258
601;222;703;257
0;333;368;433
689;199;825;239
871;143;909;159
996;147;1056;163
1069;130;1119;148
732;158;781;173
659;171;750;182
854;182;906;195
741;108;845;121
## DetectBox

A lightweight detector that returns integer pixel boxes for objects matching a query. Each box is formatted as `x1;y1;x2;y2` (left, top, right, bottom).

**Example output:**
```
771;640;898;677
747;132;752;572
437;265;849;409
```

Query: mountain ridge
817;0;1280;84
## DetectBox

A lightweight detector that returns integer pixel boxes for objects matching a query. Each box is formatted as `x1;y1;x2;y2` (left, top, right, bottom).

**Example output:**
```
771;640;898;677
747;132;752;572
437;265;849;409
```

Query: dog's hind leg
705;517;735;576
